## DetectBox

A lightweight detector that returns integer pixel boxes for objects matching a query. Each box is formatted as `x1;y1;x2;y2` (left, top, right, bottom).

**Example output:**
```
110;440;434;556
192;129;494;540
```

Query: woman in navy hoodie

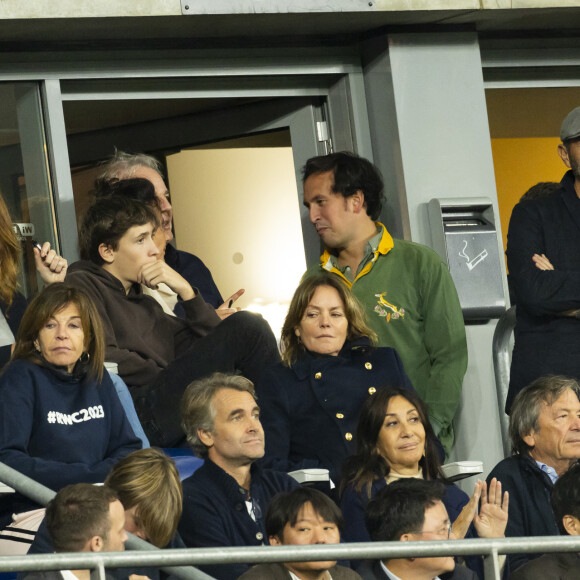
0;283;141;551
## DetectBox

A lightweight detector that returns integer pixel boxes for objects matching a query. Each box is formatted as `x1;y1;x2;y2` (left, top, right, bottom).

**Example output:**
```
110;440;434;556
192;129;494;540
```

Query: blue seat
162;448;203;480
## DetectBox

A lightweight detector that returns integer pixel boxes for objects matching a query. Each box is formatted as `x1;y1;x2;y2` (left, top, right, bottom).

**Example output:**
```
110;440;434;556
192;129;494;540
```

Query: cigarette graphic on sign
459;240;488;271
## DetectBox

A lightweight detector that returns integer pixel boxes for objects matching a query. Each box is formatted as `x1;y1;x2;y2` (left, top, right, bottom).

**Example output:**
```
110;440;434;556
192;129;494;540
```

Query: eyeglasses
408;522;453;539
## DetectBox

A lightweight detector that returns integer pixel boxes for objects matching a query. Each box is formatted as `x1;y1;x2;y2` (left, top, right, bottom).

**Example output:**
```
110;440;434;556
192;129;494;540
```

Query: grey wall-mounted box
428;198;506;320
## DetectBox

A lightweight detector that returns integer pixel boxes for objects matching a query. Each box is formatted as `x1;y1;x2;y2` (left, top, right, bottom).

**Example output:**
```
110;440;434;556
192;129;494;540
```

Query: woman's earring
33;341;40;352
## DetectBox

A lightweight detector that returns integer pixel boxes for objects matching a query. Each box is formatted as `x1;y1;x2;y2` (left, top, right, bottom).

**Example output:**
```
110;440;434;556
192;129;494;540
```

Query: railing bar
482;547;501;580
0;462;578;575
90;560;106;580
0;537;579;572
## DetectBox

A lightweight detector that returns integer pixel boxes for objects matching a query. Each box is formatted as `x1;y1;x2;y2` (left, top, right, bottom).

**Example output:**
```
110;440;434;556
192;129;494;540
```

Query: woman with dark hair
340;387;507;550
0;283;141;551
257;273;414;484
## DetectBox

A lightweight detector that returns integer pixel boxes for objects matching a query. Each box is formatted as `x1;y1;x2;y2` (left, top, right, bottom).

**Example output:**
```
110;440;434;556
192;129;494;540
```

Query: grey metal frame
179;0;376;14
42;79;79;260
492;306;516;457
480;41;580;89
0;47;371;262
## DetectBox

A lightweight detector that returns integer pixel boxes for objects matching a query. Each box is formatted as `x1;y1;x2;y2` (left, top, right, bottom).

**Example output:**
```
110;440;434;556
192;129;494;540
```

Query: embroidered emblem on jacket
374;292;405;322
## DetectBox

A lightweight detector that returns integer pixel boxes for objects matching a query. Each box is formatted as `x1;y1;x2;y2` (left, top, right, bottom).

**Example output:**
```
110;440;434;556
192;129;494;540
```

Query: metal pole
1;537;580;572
492;305;516;456
483;547;501;580
90;559;106;580
0;461;55;506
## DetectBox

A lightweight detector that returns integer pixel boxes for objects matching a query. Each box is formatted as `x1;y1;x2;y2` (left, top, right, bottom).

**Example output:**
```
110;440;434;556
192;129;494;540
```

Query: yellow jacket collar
320;222;394;287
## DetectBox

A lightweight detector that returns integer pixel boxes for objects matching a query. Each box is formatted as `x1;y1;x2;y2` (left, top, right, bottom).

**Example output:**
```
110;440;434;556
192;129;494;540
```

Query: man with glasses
359;479;508;580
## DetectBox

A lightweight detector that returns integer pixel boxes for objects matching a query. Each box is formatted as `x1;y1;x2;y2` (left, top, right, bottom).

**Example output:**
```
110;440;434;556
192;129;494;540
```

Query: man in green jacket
302;152;467;453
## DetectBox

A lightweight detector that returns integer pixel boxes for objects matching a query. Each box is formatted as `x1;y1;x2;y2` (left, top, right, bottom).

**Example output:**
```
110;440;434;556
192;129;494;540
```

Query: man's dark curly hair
302;152;384;220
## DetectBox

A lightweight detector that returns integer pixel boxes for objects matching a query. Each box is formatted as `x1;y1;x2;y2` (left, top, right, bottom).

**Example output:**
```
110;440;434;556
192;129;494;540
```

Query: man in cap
505;106;580;411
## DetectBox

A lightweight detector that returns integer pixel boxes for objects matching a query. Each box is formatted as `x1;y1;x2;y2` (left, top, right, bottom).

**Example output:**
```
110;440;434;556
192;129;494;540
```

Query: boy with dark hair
66;195;280;447
99;150;227;310
240;487;361;580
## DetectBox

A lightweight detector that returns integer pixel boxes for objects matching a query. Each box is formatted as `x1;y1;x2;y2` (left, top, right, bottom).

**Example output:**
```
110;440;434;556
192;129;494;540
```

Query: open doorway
64;97;323;338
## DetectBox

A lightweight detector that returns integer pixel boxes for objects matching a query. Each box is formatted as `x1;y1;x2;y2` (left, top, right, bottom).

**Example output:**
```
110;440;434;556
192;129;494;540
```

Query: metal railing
2;536;580;580
492;305;516;457
3;456;580;580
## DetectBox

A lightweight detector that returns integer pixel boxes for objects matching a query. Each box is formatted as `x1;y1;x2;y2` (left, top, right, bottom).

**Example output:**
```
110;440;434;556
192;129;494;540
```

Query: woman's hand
34;242;68;284
451;481;482;539
452;479;509;539
473;477;509;538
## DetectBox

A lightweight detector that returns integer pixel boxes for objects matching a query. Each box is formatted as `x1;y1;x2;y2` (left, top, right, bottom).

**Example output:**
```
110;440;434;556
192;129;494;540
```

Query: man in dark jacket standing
488;375;580;573
506;106;580;412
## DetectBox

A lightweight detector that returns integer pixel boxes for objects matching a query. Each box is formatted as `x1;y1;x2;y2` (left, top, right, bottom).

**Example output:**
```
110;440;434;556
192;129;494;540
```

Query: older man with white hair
488;375;580;572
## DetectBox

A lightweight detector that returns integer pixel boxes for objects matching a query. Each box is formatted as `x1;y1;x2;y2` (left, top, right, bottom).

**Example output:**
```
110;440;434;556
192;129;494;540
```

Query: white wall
167;145;306;339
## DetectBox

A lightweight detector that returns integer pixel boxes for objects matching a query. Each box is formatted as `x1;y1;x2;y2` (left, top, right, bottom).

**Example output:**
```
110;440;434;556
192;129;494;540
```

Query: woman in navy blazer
256;273;415;484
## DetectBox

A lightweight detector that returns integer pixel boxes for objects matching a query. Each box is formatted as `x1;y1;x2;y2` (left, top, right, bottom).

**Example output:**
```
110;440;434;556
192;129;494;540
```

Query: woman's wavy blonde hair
105;448;183;548
281;273;376;365
0;194;20;307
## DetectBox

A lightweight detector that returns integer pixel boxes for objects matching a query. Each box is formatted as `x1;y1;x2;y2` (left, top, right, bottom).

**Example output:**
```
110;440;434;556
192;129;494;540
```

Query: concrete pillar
362;32;507;479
